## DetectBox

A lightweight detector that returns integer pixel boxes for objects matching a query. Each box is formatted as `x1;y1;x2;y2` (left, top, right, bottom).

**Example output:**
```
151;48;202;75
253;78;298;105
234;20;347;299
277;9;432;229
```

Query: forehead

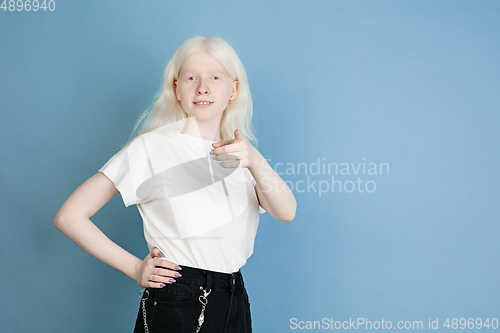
179;50;228;75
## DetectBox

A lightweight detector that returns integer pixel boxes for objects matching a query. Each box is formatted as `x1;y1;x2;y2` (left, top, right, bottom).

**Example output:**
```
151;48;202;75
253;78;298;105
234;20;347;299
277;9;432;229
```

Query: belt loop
232;272;239;292
206;269;213;290
239;270;244;289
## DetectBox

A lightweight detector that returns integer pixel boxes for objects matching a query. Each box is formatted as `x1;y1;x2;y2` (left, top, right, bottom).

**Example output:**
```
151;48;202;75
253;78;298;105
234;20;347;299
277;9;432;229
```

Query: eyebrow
181;69;228;76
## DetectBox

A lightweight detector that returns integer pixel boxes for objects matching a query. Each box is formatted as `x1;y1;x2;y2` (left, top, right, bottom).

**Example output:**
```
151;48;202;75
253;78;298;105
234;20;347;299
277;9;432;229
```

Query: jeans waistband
174;265;245;292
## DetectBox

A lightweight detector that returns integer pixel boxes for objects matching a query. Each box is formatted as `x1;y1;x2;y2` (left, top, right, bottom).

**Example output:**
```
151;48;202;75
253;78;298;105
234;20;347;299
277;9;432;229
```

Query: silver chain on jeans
139;289;150;333
138;287;211;333
195;287;211;333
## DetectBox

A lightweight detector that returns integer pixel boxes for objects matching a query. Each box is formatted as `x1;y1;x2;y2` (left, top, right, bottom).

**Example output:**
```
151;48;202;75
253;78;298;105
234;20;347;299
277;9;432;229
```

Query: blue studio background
1;1;499;332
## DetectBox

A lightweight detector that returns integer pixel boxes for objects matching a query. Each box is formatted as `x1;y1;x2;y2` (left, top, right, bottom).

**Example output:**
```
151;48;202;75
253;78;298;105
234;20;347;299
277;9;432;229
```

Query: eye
213;76;220;80
187;76;196;81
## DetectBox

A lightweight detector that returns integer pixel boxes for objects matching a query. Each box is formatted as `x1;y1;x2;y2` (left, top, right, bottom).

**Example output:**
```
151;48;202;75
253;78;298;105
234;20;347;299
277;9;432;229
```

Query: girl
54;36;296;333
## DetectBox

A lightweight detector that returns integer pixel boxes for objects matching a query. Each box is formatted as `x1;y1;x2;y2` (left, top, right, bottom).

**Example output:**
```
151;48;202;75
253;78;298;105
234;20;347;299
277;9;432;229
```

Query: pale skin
54;48;296;289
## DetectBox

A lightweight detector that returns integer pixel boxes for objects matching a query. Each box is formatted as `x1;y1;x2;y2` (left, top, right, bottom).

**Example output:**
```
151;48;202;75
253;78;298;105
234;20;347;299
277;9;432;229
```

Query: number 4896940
443;318;498;330
1;0;56;11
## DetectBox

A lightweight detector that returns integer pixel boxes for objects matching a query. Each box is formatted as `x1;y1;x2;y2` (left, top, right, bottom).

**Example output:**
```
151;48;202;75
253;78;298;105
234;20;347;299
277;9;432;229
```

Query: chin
191;111;224;121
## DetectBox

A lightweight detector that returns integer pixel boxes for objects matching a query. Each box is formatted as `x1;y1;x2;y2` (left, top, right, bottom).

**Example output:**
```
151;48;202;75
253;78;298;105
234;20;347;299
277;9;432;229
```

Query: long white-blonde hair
127;36;258;147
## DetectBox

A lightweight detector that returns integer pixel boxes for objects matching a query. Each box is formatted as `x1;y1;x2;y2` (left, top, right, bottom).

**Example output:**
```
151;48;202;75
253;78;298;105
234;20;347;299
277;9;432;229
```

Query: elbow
53;214;63;230
54;210;89;232
280;200;296;222
279;210;296;222
53;211;68;231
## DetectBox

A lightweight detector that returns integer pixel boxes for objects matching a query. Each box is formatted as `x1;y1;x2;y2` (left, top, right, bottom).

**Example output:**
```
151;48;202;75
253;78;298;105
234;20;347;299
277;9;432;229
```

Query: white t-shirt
99;125;265;274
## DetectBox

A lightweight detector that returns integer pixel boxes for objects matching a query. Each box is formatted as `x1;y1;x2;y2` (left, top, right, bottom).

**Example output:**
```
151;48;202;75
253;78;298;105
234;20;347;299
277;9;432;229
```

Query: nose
196;79;210;95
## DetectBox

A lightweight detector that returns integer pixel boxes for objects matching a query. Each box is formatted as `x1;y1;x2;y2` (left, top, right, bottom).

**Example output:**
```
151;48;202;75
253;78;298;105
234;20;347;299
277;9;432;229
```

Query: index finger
212;140;233;148
211;141;234;155
152;258;182;271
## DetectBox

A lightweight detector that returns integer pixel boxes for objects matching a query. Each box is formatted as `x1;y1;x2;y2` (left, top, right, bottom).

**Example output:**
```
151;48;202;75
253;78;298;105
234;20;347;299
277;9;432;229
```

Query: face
174;50;238;123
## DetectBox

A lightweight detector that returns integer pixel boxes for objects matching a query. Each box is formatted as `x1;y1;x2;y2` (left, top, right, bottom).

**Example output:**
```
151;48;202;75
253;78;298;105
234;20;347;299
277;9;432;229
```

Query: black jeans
134;265;252;333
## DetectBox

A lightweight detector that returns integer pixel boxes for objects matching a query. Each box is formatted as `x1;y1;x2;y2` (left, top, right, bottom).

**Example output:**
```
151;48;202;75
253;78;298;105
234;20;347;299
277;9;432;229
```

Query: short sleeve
250;173;266;215
99;141;139;207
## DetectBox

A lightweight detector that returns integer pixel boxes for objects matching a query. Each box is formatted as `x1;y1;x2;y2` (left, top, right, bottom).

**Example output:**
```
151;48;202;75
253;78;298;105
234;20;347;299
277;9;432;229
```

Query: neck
181;115;222;142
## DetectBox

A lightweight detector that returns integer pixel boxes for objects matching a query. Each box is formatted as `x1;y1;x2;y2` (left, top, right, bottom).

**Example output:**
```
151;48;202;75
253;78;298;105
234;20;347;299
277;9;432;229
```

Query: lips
193;101;214;106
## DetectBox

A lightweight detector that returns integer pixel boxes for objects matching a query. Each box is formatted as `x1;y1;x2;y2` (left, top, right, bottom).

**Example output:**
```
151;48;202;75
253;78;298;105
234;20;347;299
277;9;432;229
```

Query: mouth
193;101;214;106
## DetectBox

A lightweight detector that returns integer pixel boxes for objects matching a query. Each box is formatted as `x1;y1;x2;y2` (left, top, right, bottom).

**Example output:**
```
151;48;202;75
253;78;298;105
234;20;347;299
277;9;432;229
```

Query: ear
229;80;239;100
174;80;181;101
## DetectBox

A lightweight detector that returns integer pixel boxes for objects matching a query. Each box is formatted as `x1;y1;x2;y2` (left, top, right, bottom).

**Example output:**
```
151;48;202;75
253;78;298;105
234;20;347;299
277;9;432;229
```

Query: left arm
211;129;296;222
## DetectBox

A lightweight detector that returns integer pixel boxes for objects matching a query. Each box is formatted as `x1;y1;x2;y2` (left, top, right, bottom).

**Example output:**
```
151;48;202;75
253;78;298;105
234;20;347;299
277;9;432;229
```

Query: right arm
54;172;181;288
